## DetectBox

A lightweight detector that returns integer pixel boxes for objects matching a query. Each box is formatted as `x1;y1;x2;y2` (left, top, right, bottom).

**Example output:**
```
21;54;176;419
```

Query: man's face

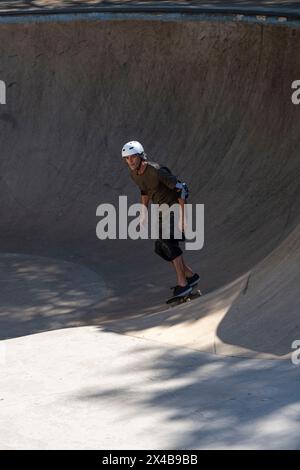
125;154;142;171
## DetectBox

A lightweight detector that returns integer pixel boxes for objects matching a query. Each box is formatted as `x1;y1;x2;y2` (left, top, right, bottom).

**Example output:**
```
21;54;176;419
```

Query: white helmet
121;141;147;159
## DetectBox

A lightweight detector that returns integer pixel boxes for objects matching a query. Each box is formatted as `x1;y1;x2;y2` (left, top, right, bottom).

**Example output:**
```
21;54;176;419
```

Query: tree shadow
73;336;300;448
1;220;299;360
0;252;108;340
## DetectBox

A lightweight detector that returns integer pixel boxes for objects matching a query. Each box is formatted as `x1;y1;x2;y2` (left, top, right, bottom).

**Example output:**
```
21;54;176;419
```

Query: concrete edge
0;9;300;28
0;4;300;18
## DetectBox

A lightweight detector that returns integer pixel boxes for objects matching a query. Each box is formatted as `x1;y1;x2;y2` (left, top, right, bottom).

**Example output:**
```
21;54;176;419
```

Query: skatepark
0;1;300;449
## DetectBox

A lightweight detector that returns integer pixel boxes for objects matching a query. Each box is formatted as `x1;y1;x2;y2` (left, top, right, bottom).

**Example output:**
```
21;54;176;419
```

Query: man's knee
154;240;182;262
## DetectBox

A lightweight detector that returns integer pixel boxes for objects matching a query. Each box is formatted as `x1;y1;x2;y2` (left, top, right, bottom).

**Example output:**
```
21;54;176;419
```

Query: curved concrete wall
0;14;299;357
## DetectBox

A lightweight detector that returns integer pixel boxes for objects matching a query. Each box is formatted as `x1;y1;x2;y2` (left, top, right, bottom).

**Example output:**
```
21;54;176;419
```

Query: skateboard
166;285;202;306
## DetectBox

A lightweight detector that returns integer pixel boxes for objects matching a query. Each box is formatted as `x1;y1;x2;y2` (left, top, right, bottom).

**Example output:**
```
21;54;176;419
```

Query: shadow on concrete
74;337;300;448
0;220;299;358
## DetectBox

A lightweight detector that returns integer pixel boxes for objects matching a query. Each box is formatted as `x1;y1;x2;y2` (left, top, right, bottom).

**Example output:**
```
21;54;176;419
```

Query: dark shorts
154;213;184;262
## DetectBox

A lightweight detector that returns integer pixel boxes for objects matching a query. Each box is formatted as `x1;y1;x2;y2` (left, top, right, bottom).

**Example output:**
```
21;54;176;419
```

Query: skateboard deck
166;288;202;306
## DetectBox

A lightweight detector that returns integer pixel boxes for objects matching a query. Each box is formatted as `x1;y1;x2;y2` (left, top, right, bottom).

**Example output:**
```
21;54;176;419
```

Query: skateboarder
122;140;199;298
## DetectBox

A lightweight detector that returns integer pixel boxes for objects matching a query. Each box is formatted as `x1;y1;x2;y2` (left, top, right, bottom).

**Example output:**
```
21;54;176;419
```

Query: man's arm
157;167;177;189
158;168;189;231
140;194;150;227
178;197;186;233
158;167;188;200
141;194;150;208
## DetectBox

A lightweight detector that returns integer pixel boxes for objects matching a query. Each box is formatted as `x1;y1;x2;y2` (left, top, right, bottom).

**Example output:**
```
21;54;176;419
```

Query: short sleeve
157;167;177;190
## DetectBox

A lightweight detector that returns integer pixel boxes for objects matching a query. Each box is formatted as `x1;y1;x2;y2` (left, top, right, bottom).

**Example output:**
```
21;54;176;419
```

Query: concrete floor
1;326;300;450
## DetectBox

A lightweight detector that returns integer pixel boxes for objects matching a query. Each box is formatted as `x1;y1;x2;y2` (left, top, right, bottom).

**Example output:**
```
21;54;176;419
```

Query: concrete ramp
0;12;299;358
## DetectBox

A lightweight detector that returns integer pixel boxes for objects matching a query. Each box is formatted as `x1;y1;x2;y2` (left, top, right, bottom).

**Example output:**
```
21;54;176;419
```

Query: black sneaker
186;273;200;287
173;285;192;298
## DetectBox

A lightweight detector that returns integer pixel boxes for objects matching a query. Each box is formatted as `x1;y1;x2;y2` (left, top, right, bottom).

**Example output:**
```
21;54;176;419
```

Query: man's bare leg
182;258;194;278
172;255;189;287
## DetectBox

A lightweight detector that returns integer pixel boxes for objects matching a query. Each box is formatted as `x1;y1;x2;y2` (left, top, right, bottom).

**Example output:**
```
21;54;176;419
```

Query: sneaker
173;285;192;298
186;273;200;287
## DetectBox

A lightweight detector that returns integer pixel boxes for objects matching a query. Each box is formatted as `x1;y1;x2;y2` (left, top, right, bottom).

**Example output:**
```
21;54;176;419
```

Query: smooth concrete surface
0;10;300;449
0;253;107;339
1;326;300;450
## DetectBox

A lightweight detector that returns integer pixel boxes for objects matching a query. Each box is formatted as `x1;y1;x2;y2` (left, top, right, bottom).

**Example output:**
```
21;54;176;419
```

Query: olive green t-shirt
130;162;179;206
